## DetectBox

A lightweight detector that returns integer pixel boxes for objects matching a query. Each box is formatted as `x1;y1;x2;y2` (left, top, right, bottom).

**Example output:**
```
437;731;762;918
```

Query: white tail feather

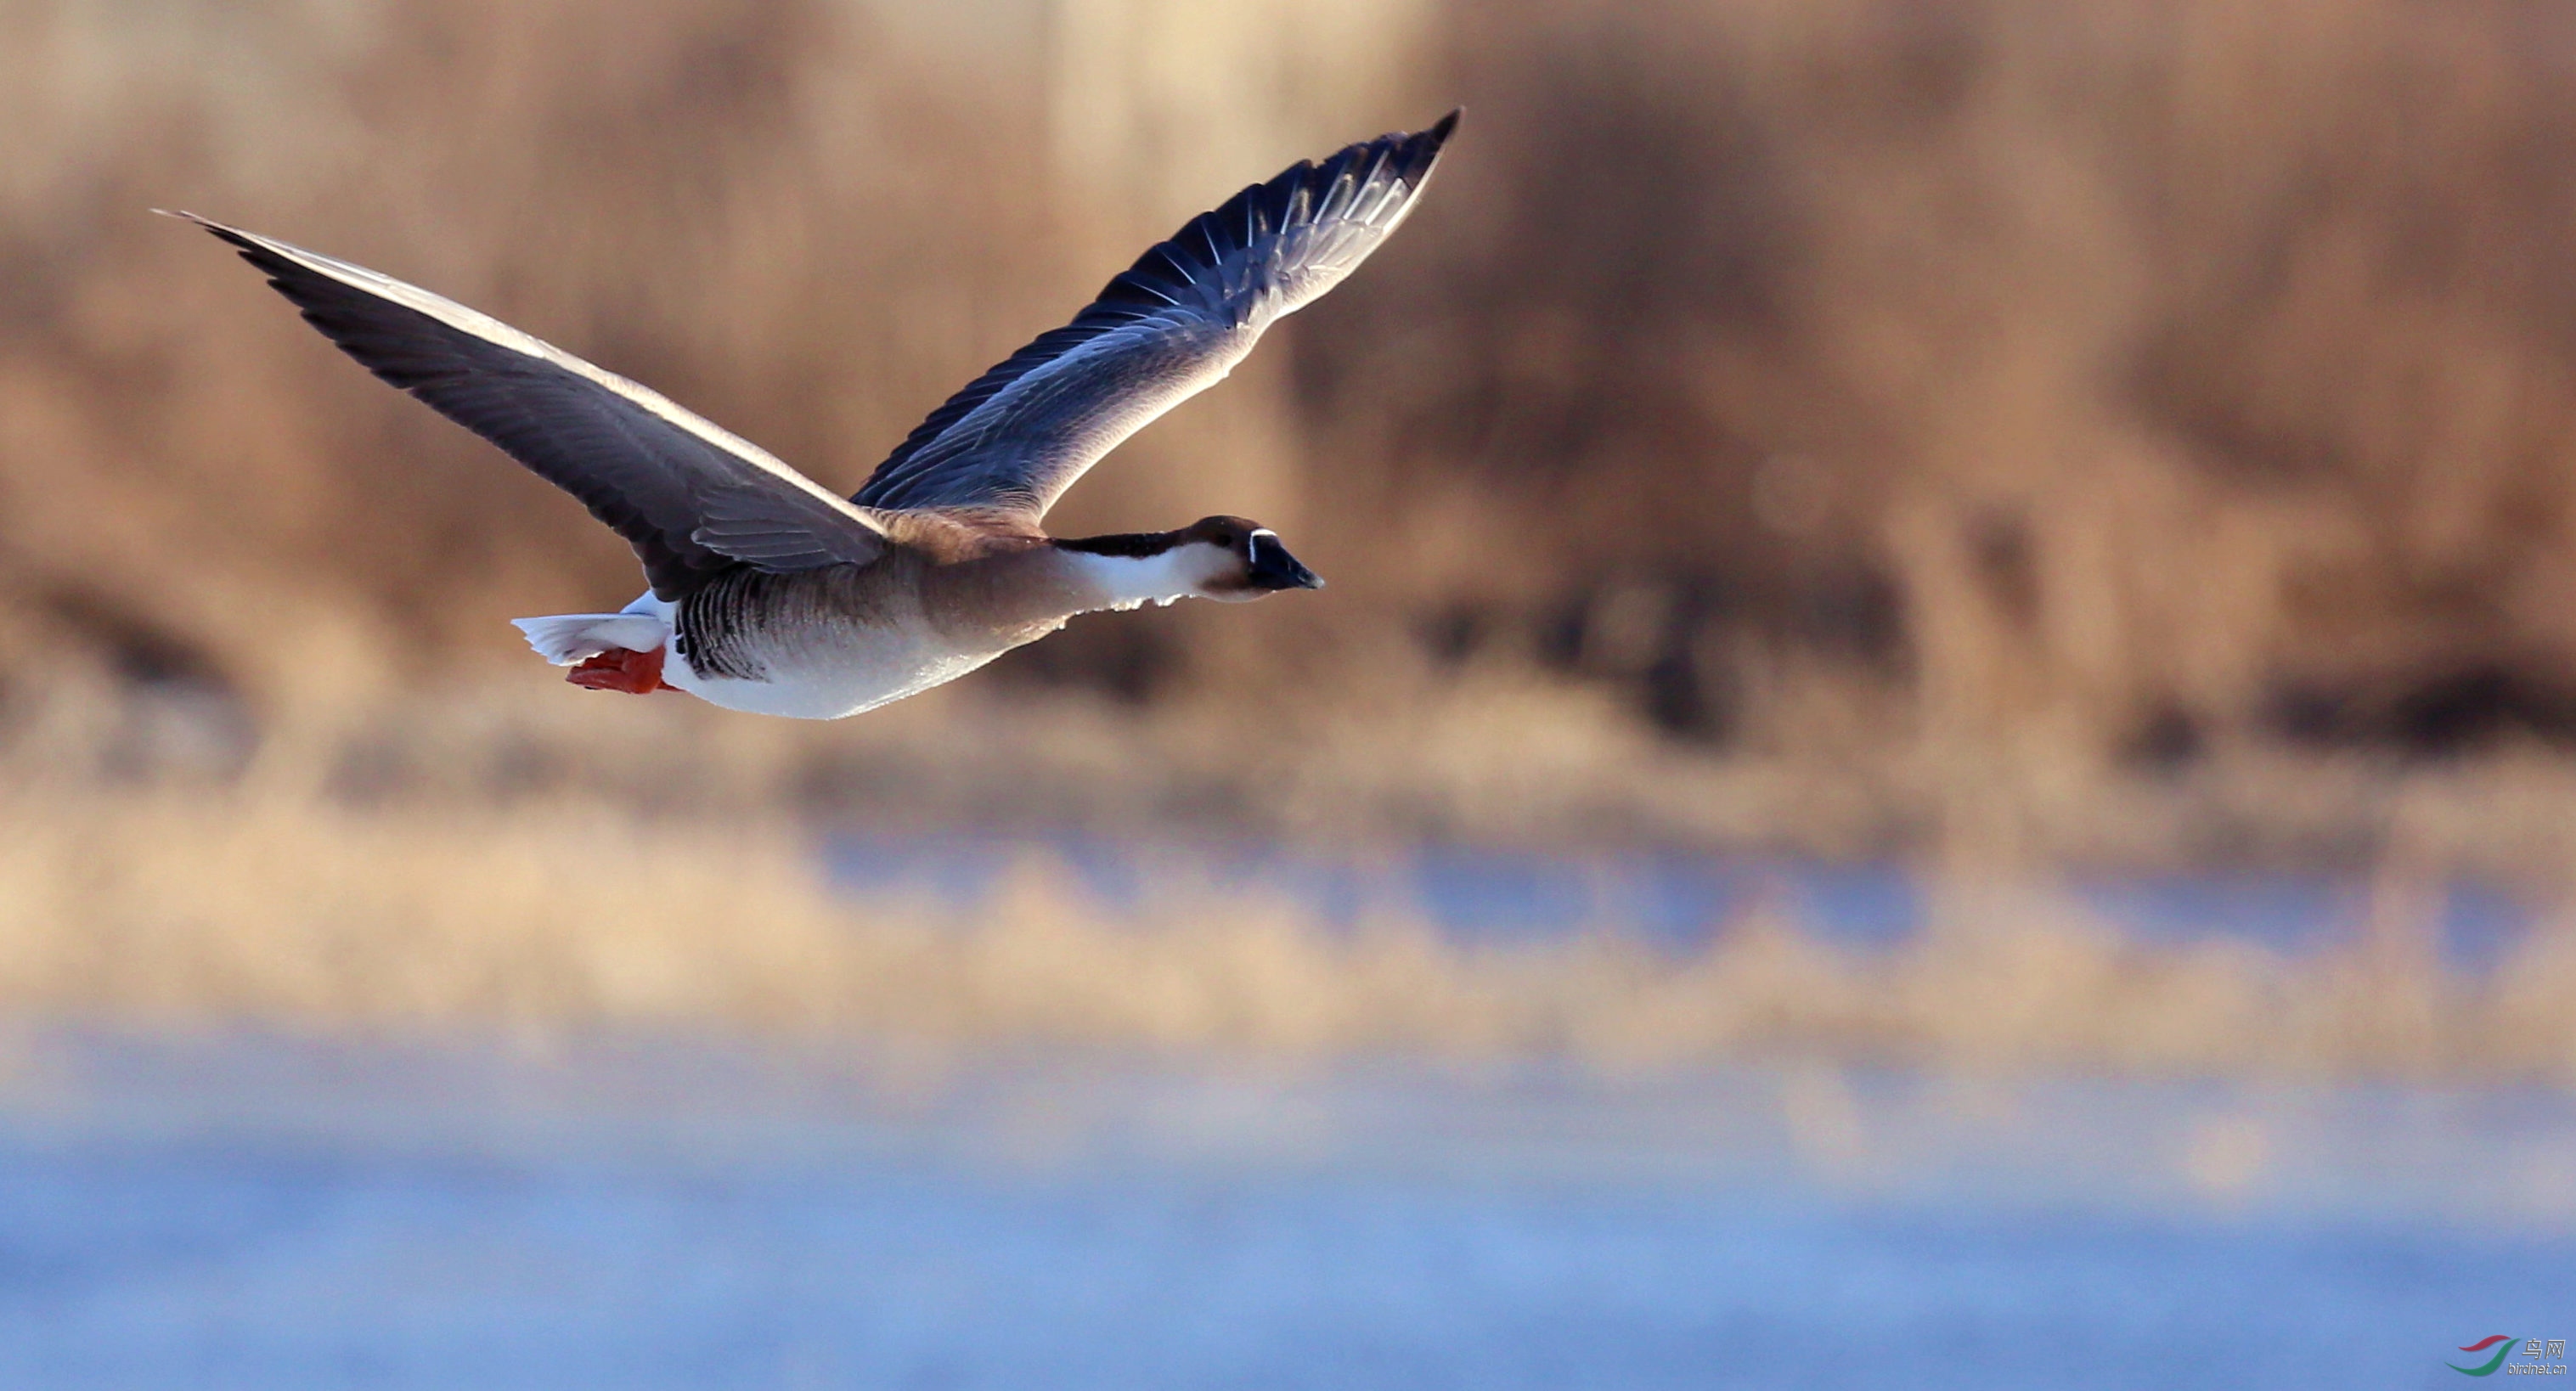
510;612;668;666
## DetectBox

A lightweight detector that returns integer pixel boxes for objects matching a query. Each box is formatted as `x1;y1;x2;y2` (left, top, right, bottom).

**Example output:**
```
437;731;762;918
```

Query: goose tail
510;612;669;666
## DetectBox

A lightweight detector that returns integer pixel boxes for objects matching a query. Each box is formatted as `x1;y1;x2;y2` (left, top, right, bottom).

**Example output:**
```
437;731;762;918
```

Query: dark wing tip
1375;111;1459;196
1403;110;1461;170
157;208;235;241
161;210;283;274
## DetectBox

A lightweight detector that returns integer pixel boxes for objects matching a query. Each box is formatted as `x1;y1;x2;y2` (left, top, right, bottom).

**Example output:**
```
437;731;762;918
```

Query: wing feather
171;212;886;599
854;111;1457;521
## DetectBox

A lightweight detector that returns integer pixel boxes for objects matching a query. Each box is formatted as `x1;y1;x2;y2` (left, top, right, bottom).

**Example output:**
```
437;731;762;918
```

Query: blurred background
2;0;2573;1384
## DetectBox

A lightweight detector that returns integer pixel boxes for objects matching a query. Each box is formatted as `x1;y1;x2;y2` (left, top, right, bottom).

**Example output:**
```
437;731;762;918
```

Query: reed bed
10;0;2576;1080
13;0;2576;875
2;752;2568;1089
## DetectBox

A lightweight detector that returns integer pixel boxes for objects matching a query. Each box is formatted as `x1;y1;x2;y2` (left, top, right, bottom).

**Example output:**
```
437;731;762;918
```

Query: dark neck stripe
1053;531;1181;558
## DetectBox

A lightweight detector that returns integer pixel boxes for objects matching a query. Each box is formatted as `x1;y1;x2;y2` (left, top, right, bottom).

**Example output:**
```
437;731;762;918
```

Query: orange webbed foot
566;645;671;694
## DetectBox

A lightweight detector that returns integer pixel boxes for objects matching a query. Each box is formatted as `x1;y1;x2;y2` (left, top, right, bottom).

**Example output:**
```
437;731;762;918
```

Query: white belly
667;641;1004;719
622;592;1016;720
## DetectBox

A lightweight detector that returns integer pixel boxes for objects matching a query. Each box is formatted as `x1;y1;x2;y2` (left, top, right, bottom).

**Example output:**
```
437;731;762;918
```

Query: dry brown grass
14;0;2576;878
1313;0;2576;781
2;728;2568;1087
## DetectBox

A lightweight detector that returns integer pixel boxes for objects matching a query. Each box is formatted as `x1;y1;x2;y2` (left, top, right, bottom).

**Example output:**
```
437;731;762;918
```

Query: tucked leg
566;645;670;694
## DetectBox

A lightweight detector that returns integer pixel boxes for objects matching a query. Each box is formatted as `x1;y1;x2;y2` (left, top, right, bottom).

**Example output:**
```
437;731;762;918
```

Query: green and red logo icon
2451;1337;2515;1377
2452;1336;2570;1376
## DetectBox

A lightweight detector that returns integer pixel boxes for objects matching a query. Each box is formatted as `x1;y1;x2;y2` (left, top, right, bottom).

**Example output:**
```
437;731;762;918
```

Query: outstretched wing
171;212;887;600
855;111;1457;522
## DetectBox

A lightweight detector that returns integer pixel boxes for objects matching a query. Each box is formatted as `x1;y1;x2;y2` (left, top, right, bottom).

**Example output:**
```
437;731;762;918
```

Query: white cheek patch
1074;545;1211;610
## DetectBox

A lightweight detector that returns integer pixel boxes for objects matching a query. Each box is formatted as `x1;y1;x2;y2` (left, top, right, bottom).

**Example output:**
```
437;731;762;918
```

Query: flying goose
170;112;1456;719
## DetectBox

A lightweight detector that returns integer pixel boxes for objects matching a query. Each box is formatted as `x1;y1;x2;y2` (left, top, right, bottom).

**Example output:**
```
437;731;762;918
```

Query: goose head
1180;515;1322;600
1057;515;1323;608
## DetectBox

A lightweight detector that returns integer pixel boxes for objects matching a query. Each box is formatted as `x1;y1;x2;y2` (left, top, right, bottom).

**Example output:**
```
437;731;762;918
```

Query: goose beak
1246;535;1323;591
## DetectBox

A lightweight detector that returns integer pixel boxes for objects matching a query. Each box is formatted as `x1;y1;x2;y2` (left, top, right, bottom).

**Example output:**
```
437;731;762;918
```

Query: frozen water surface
0;1030;2563;1389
